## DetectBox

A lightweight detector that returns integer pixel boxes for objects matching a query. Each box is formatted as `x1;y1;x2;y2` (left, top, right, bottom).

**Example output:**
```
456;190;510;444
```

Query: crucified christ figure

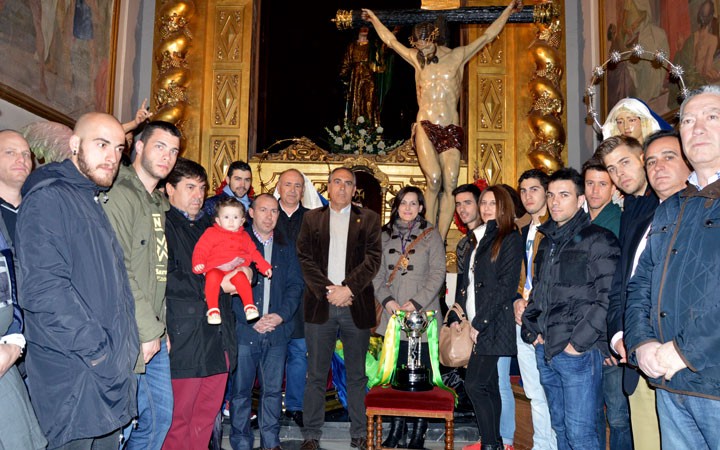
363;0;522;240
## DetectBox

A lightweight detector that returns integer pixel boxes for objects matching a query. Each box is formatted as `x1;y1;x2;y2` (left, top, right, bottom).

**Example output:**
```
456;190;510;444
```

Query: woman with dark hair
372;186;446;449
451;185;523;450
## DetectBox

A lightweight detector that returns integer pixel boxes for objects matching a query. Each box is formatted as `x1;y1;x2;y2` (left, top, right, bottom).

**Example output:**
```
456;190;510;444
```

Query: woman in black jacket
452;185;523;450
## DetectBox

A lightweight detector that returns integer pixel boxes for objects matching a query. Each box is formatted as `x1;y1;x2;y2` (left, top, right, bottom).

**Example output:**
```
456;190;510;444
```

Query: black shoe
250;411;258;429
300;439;319;450
381;416;407;448
350;437;367;449
407;418;428;449
284;410;304;427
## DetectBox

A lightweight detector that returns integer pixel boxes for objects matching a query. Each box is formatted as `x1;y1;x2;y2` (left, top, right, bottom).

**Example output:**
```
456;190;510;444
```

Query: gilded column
526;1;565;173
151;1;195;144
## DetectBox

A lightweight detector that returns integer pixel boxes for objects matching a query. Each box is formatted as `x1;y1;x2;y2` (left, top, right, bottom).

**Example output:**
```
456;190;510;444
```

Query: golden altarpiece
149;0;566;254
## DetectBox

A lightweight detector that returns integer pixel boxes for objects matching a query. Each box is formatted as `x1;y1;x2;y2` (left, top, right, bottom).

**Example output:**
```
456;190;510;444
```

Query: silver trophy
392;310;434;392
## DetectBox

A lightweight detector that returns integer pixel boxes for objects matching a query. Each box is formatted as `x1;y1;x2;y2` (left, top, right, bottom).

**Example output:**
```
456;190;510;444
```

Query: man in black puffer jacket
522;167;619;450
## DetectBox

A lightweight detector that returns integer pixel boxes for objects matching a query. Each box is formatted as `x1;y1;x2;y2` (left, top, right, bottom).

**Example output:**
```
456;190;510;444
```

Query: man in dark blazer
296;167;382;450
230;193;304;450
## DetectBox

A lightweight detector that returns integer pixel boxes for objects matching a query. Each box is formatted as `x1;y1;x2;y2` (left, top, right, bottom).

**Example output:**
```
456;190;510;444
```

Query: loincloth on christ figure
419;120;464;153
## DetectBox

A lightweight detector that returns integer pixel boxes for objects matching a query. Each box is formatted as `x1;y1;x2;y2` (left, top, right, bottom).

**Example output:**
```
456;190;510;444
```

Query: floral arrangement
325;116;403;155
453;178;489;235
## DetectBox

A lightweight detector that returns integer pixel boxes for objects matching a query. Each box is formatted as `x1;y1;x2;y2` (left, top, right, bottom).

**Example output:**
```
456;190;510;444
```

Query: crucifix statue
361;0;524;241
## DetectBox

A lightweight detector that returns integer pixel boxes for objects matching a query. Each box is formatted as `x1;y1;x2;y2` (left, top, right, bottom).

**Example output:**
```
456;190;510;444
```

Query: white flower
354;150;359;154
376;126;384;133
378;150;386;155
343;144;351;150
334;137;343;145
359;129;367;136
334;125;341;132
377;141;386;149
366;144;374;152
357;116;365;124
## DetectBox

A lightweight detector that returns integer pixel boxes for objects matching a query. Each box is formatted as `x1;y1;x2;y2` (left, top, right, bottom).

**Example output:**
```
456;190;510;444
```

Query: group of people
0;113;320;450
443;86;720;450
1;83;720;450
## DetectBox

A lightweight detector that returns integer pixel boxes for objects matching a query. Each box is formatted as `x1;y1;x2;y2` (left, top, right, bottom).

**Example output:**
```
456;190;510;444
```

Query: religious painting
600;0;717;119
0;0;119;125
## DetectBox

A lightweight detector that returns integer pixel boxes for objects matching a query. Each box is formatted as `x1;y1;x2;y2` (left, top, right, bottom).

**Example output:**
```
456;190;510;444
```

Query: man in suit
230;193;304;450
296;167;382;450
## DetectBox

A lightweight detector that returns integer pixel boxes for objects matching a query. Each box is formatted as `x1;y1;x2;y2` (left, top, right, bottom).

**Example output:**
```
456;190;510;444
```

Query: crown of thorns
409;24;440;46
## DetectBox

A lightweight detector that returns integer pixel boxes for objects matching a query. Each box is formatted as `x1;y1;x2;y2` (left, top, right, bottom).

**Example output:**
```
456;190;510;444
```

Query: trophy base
392;366;433;392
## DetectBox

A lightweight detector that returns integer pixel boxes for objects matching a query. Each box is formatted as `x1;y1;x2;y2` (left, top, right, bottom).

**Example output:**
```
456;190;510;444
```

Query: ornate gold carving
258;137;417;164
341;156;390;188
478;78;504;130
446;251;458;271
214;73;240;126
331;10;353;31
527;0;564;173
153;1;195;129
477;141;503;184
217;9;244;60
531;90;563;116
210;136;240;191
158;51;190;72
533;1;560;26
421;0;460;10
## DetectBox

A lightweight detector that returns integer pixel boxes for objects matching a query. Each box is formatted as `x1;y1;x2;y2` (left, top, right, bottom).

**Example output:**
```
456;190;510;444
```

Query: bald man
16;113;140;449
0;130;46;449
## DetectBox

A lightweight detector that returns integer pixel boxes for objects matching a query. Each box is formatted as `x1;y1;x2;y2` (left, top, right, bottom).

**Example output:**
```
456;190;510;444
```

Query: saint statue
363;0;523;240
340;27;385;127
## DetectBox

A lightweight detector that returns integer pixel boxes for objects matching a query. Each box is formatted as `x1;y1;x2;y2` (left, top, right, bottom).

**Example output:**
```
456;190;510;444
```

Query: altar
149;0;567;255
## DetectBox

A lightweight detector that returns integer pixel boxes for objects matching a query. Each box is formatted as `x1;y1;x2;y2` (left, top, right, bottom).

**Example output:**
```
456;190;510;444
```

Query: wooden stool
365;385;455;450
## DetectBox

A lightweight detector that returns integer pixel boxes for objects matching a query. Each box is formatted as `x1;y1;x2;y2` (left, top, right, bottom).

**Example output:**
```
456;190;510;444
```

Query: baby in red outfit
193;197;272;324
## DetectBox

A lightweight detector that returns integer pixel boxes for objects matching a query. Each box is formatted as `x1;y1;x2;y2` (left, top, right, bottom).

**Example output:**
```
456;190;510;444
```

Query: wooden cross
332;1;558;30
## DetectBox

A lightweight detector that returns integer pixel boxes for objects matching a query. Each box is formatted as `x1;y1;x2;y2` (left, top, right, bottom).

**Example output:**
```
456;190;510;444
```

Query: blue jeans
285;338;307;411
230;336;287;450
599;363;632;450
657;388;720;449
516;326;556;450
125;340;174;450
536;345;603;450
497;356;516;445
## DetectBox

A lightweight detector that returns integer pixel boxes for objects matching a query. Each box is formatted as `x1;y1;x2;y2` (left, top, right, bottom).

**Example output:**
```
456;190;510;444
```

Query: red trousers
204;268;253;314
162;372;228;450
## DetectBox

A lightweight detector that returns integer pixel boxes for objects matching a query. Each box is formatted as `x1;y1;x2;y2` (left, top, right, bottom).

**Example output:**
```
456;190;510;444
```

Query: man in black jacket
522;168;619;450
276;169;309;427
16;113;139;449
163;158;240;448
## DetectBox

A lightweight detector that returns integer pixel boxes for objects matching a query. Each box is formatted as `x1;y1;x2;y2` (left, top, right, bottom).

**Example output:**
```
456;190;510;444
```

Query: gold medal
398;255;409;271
